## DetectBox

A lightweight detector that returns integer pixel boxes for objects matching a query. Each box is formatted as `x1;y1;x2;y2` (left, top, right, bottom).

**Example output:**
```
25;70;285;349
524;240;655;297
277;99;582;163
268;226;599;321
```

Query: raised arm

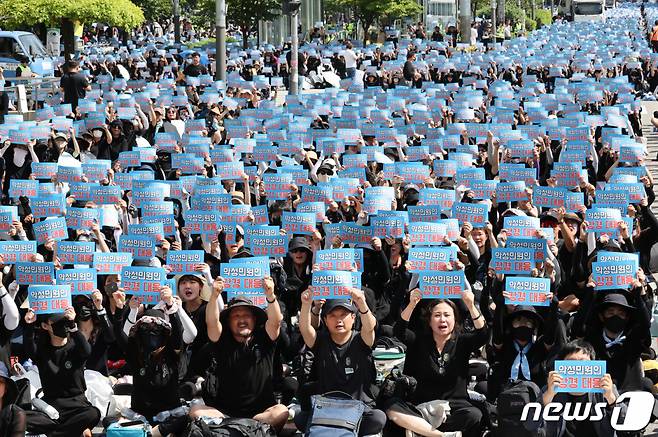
206;276;225;343
352;287;376;347
299;289;317;348
263;276;283;341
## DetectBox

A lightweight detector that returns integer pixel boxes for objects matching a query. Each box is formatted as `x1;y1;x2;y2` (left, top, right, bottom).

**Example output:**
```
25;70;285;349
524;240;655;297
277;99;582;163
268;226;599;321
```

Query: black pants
439;399;483;437
25;394;100;437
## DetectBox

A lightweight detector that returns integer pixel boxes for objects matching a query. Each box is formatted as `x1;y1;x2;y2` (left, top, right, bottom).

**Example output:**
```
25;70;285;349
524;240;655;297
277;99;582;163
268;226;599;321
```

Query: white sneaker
441;432;462;437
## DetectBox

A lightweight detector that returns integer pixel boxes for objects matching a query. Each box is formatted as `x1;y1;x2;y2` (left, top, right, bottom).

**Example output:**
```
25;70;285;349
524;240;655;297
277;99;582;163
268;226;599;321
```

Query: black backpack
183;417;276;437
496;380;543;437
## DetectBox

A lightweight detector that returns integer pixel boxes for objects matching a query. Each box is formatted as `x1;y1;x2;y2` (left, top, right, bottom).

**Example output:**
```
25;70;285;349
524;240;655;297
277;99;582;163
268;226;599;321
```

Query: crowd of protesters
0;2;658;437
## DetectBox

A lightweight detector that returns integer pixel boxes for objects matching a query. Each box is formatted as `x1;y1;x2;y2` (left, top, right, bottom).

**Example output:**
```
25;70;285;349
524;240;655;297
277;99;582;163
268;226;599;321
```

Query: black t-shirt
60;72;89;109
210;328;277;416
403;60;415;81
401;324;489;403
183;63;208;77
563;393;597;437
312;330;377;406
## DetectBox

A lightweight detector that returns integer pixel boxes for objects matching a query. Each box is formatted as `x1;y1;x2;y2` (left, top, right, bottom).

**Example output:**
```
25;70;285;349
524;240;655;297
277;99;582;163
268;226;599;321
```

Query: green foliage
326;0;421;42
525;17;536;30
197;0;279;48
187;37;238;48
534;8;552;27
132;0;172;21
0;0;144;29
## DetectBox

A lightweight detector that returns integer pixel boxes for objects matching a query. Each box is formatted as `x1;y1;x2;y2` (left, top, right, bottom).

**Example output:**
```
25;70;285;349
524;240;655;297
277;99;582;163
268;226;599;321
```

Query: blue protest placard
433;160;458;178
31;194;67;218
371;215;405;238
490;248;535;274
311;270;355;299
586;208;622;235
191;193;232;213
28;285;72;315
248;235;288;258
118;235;156;261
503;216;540;238
31;162;58;180
56;268;98;295
504;277;551;306
604;182;645;203
141;200;174;218
183;210;222;235
316;249;364;272
340;222;374;245
507;237;547;262
282;211;316;235
215;161;245;180
554;360;606;393
297;202;326;223
121;267;168;304
496;181;527;203
452;202;488;227
407;247;457;272
166;250;204;274
0;241;36;264
419;270;466;299
263;173;292;200
592;260;638;290
82;160;111;181
16;262;54;285
94;252;133;274
408;205;443;223
419;188;455;209
128;223;165;242
57;241;95;265
91;185;122;205
469;180;498;200
56;165;84;183
141;215;176;237
595;190;630;214
65;207;99;229
33;218;68;243
9;180;38;198
221;261;269;306
408;222;448;246
533;186;568;209
302;185;334;204
597;251;639;263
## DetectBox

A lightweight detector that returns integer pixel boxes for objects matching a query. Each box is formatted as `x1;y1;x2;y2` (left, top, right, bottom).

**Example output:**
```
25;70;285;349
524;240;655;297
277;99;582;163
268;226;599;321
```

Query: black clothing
60;72;89;110
311;330;377;406
183;63;208;77
403;61;415;82
207;328;278;417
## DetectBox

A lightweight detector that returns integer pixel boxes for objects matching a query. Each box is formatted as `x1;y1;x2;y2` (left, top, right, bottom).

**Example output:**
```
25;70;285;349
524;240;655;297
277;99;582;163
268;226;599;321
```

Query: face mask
512;326;534;342
51;320;68;338
603;315;626;334
77;305;93;321
140;330;165;352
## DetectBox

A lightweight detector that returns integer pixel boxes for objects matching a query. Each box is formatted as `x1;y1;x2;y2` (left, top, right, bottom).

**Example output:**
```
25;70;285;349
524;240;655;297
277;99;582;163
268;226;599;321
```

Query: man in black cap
191;276;288;430
183;52;208;77
296;288;386;436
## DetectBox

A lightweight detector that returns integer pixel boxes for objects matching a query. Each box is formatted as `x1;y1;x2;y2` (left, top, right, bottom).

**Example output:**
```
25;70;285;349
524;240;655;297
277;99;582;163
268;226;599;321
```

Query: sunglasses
290;248;307;254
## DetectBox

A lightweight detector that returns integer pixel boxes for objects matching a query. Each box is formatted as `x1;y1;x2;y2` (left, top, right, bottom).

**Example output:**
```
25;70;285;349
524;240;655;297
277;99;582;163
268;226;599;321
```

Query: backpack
201;356;219;402
183;417;276;437
307;392;366;437
495;380;542;437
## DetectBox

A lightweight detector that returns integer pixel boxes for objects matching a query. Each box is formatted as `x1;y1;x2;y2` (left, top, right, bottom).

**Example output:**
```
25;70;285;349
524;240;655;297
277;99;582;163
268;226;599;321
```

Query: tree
132;0;173;21
199;0;279;49
326;0;421;44
0;0;144;56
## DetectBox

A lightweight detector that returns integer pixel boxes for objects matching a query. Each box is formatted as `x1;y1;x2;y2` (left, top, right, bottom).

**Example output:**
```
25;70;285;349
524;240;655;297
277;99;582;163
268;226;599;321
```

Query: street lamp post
173;0;181;43
215;0;227;81
491;0;497;45
286;0;302;95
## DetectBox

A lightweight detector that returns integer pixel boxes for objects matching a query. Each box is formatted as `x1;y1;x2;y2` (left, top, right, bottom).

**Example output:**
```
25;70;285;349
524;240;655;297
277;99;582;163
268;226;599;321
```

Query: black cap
321;299;357;317
289;236;312;252
221;296;267;326
598;292;635;311
505;305;544;328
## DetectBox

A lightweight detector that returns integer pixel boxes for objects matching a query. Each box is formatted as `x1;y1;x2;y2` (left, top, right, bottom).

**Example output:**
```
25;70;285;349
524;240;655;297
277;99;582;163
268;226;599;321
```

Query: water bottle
153;410;170;422
32;398;59;420
121;408;147;423
170;405;190;418
468;375;477;391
